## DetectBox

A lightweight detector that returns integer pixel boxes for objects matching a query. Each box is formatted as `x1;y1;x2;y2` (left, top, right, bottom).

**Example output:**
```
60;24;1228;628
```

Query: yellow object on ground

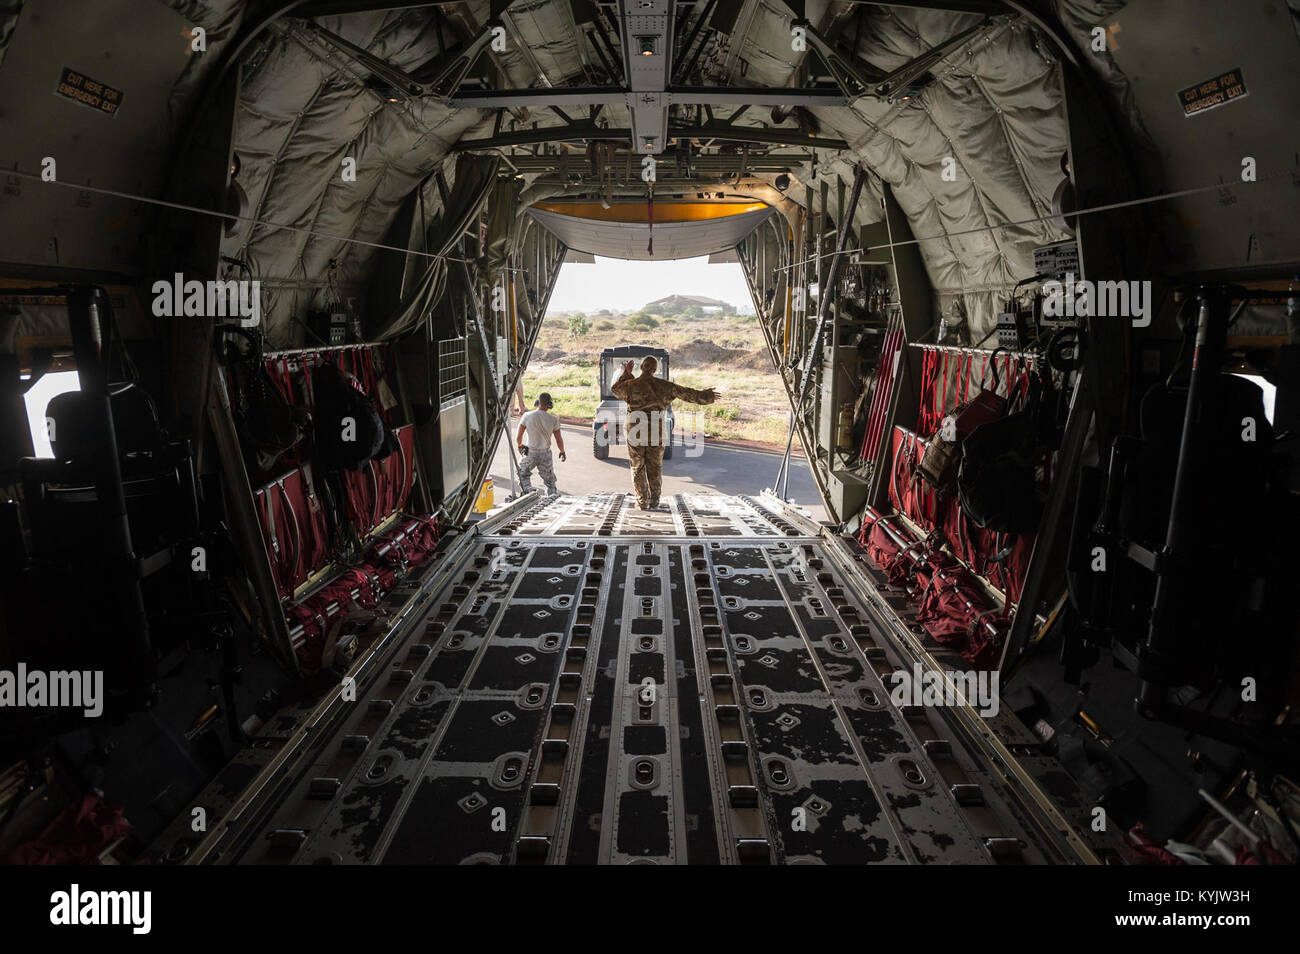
473;477;495;513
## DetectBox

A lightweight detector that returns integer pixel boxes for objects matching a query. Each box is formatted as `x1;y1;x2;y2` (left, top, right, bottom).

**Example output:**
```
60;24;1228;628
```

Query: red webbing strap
926;349;941;435
888;428;911;514
6;793;131;865
298;463;329;576
919;351;929;435
918;470;938;528
860;326;903;461
889;428;933;531
358;347;373;395
396;426;414;510
265;357;280;402
353;470;371;532
256;485;284;596
857;504;893;546
990;530;1007;589
277;476;303;592
1006;369;1032;413
368;459;382;527
371;347;395;426
393;438;408;514
935;351;949;435
303;353;317;406
919;353;929;436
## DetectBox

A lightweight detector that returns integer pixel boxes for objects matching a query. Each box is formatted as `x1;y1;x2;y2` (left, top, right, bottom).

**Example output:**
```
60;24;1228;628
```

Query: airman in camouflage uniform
610;356;716;509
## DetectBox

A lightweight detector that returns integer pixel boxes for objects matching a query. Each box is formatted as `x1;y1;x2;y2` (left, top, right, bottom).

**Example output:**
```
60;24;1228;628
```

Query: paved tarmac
488;423;826;522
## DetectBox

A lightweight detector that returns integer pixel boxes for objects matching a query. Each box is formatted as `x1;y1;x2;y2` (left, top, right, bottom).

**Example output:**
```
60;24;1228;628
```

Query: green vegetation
567;313;590;339
535;367;593;388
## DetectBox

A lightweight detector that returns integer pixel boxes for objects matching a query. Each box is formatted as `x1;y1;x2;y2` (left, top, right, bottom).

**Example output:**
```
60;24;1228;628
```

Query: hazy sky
546;256;754;314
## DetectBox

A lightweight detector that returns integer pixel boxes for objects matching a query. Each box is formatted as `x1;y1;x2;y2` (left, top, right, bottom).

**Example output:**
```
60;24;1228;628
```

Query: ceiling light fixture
365;75;405;103
637;36;656;56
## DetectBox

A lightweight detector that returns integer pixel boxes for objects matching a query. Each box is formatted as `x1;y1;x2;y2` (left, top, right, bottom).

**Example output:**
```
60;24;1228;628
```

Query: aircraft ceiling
1;1;1295;346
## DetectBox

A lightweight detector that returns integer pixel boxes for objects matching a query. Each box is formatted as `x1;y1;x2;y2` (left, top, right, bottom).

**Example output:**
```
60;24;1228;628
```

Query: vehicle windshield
601;353;667;399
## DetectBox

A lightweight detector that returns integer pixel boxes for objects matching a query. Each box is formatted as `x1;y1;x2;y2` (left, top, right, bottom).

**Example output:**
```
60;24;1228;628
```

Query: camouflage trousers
627;443;664;508
518;448;557;495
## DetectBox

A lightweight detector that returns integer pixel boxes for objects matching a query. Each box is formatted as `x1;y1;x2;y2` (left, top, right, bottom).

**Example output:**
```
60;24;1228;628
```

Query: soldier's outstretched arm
670;382;718;405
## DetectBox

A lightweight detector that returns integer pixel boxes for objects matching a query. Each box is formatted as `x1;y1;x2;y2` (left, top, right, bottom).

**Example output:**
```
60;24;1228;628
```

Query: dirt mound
530;347;568;363
675;338;746;368
739;349;775;371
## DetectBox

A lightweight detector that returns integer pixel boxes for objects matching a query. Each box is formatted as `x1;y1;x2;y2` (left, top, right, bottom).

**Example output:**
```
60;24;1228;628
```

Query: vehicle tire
593;429;609;460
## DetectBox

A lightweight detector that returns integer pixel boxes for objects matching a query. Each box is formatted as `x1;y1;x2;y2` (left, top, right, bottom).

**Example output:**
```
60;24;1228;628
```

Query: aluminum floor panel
212;494;1101;865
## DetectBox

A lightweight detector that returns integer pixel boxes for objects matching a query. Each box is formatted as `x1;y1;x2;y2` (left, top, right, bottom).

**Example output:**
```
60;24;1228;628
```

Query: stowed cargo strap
286;514;441;671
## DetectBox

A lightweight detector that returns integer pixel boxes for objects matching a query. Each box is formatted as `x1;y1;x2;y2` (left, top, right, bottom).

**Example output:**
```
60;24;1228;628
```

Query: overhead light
642;137;655;149
365;75;405;103
894;72;934;104
637;36;656;56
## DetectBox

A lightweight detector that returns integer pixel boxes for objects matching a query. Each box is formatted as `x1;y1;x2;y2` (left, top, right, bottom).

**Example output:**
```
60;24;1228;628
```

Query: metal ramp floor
172;493;1106;865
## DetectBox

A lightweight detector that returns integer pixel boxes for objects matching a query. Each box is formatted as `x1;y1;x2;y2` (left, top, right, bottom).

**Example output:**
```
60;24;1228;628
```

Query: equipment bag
312;362;386;471
957;370;1046;535
226;329;305;473
917;352;1007;494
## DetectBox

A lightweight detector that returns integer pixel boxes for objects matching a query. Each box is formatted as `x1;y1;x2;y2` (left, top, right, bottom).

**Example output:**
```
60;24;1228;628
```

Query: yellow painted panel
531;201;768;224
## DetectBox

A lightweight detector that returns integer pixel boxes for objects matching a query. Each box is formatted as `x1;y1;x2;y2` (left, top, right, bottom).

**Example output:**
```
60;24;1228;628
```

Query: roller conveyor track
174;494;1110;865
